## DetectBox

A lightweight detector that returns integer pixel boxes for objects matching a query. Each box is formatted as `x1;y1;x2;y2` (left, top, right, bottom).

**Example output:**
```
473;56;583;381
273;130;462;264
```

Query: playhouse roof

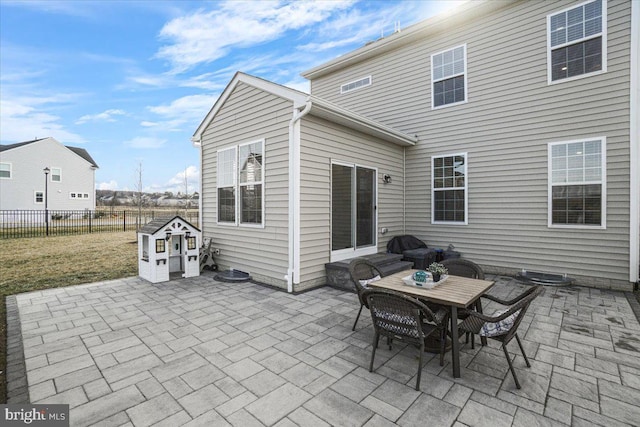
138;215;200;235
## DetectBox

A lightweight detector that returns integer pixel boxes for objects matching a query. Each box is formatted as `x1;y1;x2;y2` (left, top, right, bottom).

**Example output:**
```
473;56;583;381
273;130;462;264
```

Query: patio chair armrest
481;286;540;306
463;306;520;323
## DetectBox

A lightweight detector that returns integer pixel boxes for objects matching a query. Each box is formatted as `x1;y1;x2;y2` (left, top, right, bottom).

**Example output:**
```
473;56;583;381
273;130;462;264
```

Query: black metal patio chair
363;288;448;390
457;285;544;389
441;258;485;347
348;258;383;331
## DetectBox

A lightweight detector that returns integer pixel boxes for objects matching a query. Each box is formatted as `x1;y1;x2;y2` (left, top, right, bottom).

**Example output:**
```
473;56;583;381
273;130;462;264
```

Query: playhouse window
187;236;196;250
142;235;149;260
155;239;165;253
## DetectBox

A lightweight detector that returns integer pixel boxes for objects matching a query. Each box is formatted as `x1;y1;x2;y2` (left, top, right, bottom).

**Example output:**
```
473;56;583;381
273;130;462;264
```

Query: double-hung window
431;45;466;108
0;162;11;179
217;139;264;226
51;167;62;182
217;147;237;224
549;138;605;228
35;191;44;204
432;153;468;224
548;0;606;83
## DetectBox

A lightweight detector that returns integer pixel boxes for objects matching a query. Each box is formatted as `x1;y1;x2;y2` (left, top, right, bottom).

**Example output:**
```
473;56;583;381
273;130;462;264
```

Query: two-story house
192;0;639;292
0;137;99;211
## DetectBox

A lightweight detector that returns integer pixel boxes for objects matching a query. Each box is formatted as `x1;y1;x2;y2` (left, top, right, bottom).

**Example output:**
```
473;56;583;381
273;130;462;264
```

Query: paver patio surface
6;273;640;426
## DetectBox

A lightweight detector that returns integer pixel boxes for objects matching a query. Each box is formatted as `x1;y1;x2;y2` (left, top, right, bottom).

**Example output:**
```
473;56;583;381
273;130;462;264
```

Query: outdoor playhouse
137;216;200;283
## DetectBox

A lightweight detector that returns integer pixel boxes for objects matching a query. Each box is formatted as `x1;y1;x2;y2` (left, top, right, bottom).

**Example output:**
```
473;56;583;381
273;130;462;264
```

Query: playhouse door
330;163;377;262
169;235;183;273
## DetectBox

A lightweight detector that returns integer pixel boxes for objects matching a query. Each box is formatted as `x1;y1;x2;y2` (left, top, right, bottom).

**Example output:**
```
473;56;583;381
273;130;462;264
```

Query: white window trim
0;162;11;179
216;146;238;226
51;167;62;182
340;75;372;94
431;44;468;110
34;191;44;204
546;0;608;85
216;139;265;228
238;139;265;229
431;152;469;225
69;192;89;199
547;137;607;229
330;159;378;262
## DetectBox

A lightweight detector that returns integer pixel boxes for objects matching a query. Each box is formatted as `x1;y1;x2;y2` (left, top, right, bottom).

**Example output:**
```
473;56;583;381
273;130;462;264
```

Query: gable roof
0;137;99;168
192;72;416;147
301;0;515;80
138;215;200;235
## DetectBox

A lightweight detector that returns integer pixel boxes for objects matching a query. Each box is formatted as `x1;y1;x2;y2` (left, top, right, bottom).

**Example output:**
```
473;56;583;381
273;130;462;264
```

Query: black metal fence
0;209;199;239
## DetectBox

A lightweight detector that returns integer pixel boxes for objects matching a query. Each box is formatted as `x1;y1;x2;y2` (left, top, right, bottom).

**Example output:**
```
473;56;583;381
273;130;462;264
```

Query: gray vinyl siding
0;138;95;211
200;82;292;287
310;0;632;286
298;115;405;286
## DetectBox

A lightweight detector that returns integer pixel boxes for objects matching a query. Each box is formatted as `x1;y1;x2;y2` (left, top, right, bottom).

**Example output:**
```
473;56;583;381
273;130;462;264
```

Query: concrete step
378;261;414;277
325;253;413;292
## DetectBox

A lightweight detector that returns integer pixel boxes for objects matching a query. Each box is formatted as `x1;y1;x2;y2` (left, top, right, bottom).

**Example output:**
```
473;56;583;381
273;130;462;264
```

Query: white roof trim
308;96;416;146
191;72;416;147
192;72;308;144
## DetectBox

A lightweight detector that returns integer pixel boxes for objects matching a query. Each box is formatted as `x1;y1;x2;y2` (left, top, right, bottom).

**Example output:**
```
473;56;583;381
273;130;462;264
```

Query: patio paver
6;273;640;426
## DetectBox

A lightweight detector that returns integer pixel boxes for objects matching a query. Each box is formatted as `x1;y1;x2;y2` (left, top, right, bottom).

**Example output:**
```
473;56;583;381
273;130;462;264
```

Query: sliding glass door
331;162;377;261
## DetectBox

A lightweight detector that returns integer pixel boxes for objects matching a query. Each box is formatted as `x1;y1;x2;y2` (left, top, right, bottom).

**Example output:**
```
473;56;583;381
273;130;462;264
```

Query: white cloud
156;0;353;72
165;165;200;194
76;109;126;124
142;93;217;132
97;180;119;190
0;98;85;143
123;136;167;149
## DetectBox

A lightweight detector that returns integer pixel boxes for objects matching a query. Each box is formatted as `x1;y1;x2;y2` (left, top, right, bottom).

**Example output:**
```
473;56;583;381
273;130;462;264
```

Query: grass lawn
0;232;138;403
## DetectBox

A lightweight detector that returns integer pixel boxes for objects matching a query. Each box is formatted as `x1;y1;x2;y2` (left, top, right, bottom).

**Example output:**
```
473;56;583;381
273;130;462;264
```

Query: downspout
191;137;204;239
403;147;406;234
287;99;312;293
630;0;639;285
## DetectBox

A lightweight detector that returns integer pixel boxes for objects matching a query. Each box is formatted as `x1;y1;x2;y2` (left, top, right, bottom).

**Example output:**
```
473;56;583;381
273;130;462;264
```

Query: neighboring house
0;137;99;211
193;0;639;292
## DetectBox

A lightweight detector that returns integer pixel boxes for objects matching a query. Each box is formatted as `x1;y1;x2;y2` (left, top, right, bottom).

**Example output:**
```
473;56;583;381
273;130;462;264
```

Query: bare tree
133;162;144;229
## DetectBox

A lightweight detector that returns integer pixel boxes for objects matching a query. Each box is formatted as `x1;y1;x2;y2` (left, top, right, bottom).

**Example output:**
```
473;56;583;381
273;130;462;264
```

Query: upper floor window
0;162;11;179
432;153;467;224
217;139;265;226
51;167;62;182
431;45;466;109
340;76;372;94
549;137;605;228
548;0;606;83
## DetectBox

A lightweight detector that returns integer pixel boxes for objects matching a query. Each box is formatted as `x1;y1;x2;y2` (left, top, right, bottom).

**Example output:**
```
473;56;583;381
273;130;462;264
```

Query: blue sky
0;0;461;193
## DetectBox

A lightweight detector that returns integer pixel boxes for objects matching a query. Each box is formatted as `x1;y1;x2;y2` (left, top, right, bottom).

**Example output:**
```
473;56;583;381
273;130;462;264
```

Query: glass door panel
331;164;353;251
356;167;375;248
331;163;377;260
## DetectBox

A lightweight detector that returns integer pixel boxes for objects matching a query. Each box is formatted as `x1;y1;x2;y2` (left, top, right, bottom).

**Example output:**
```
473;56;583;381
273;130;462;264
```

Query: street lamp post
44;167;50;236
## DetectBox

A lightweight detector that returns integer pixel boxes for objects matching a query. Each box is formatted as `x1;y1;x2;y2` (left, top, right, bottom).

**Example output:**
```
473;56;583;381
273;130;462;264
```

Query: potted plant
428;262;448;282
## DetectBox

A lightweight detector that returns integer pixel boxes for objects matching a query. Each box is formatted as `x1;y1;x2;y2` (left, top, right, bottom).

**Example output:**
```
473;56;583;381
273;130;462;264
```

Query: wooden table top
368;269;495;308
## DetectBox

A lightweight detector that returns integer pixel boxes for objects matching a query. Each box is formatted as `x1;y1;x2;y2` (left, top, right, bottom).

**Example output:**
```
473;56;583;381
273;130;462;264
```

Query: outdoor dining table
368;269;495;378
